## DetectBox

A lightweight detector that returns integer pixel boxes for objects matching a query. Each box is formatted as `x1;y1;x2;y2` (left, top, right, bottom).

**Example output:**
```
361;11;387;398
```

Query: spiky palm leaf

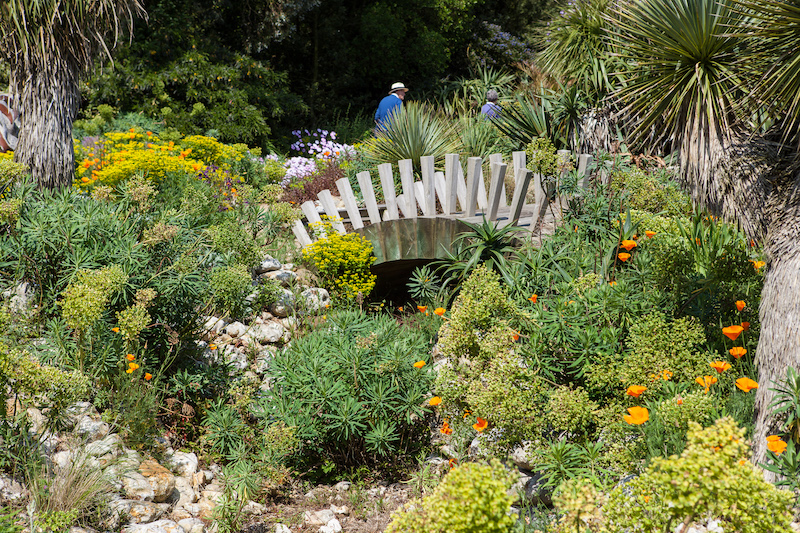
492;93;560;149
364;102;460;169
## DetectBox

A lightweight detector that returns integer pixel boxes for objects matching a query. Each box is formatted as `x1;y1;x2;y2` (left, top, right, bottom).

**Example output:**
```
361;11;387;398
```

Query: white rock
38;431;59;456
4;281;35;314
51;450;74;470
266;270;297;287
139;460;176;503
173;476;198;508
224;321;247;338
86;433;122;457
269;289;295;318
64;402;98;428
250;322;285;344
256;256;282;274
242;500;266;514
333;481;351;492
109;499;169;525
0;474;27;501
166;452;198;477
255;347;277;374
202;317;226;336
275;525;291;533
325;518;343;533
330;504;350;515
301;288;330;313
122;519;185;533
27;407;46;434
75;415;110;442
122;471;156;501
304;509;336;527
510;442;535;470
221;345;248;371
177;518;205;533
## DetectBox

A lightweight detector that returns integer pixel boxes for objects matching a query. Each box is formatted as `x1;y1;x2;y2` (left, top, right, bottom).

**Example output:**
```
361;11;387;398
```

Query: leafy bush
263;310;434;467
602;418;794;532
302;219;376;300
385;459;518;533
610;165;690;217
209;265;253;319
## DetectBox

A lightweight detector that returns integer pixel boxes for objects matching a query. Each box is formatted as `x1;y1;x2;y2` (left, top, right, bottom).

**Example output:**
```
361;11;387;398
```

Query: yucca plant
492;93;559;149
364;101;460;169
0;0;146;189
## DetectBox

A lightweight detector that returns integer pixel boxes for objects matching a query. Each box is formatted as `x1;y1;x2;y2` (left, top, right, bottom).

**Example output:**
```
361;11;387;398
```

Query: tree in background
0;0;145;189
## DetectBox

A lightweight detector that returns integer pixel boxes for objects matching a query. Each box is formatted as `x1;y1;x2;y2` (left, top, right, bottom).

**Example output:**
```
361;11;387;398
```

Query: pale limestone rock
166;452;198;477
177;518;205;533
140;460;176;503
122;471;155;501
122;519;185;533
109;499;169;525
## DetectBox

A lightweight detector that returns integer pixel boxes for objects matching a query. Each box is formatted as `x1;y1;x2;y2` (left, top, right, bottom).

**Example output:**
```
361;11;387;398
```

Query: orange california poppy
710;361;732;373
448;458;458;468
429;396;442;406
398;306;404;312
662;370;673;380
626;385;647;397
473;417;488;432
729;347;747;359
414;360;426;369
695;375;718;393
512;331;520;341
696;238;702;246
440;422;453;435
645;231;656;238
144;373;153;381
736;300;746;312
609;280;617;286
529;294;538;304
434;307;446;316
741;321;750;331
623;406;649;425
126;354;135;361
676;397;684;405
417;305;427;313
735;377;758;392
618;253;631;262
112;327;120;333
722;325;744;341
209;344;217;350
767;436;787;455
753;260;766;270
620;240;637;251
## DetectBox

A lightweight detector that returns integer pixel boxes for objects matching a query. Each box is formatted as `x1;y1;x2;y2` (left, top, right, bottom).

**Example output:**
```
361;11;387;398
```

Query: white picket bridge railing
291;150;597;248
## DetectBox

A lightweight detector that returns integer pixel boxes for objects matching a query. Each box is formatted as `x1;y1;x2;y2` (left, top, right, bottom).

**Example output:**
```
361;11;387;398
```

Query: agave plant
363;102;460;169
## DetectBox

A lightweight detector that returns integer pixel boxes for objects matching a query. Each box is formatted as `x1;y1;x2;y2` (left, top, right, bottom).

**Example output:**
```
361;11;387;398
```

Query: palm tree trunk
752;177;800;474
12;59;81;189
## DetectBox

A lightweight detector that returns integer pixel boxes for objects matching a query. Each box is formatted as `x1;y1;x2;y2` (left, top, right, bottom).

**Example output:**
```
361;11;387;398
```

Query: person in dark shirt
481;89;501;119
375;82;409;127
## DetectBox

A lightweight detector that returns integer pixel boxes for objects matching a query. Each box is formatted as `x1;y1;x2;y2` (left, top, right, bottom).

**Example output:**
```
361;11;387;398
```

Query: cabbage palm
610;0;800;467
0;0;145;189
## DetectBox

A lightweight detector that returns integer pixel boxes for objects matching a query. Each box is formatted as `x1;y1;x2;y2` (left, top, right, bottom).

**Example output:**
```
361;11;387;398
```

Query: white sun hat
389;82;409;94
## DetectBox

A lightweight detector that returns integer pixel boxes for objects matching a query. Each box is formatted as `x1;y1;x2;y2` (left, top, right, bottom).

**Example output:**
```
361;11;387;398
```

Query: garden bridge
291;150;597;275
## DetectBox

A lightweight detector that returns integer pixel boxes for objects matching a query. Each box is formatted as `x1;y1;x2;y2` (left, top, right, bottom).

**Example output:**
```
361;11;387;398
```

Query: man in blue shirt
375;82;409;127
481;89;501;119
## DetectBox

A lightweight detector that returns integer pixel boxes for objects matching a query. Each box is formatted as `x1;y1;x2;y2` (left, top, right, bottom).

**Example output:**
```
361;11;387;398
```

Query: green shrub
263;310;434;467
603;417;794;532
546;385;597;438
301;219;376;300
209;265;252;319
610;166;691;217
208;218;262;268
384;459;518;533
60;265;127;332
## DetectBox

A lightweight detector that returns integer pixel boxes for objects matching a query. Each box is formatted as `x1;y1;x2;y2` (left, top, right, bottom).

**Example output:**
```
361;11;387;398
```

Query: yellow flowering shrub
385;459;518;533
302;219;376;300
181;135;246;167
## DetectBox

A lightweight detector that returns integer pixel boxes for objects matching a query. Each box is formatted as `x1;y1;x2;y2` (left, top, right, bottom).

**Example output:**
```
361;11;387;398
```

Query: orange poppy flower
626;385;647;397
752;260;766;270
623;406;649;425
620;240;637;251
209;344;217;350
609;280;617;286
473;417;488;432
529;294;538;304
126;354;135;361
722;325;744;341
417;305;428;313
729;347;747;359
662;370;673;380
645;230;656;238
112;327;120;333
767;436;787;455
735;300;746;312
741;321;750;331
618;253;631;262
709;361;731;373
434;307;446;316
398;306;404;312
695;375;718;393
735;377;758;392
144;373;153;381
677;397;684;405
440;422;453;435
81;177;90;183
448;458;458;468
429;396;442;406
414;360;426;368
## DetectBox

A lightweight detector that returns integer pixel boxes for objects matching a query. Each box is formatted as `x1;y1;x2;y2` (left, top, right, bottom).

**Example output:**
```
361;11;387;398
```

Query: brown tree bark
12;58;81;190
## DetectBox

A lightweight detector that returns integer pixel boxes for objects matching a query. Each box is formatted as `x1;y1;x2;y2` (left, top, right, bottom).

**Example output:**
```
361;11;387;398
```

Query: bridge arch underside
355;217;471;295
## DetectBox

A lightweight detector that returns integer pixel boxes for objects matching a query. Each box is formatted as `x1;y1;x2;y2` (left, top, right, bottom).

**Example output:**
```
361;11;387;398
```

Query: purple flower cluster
290;128;355;160
282;156;317;185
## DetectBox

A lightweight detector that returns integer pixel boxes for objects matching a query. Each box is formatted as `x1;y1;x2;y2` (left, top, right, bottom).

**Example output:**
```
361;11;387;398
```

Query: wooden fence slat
532;173;544;228
509;169;533;225
414;181;433;216
378;163;400;220
444;154;459;215
292;219;313;247
489;153;507;208
477;165;489;210
465;156;482;217
434;171;447;211
396;194;411;219
317;190;346;234
577;154;593;189
487;162;507;221
336;177;363;230
420;155;437;215
357;171;381;225
399;159;417;218
513;151;527;187
456;163;468;212
301;200;322;226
